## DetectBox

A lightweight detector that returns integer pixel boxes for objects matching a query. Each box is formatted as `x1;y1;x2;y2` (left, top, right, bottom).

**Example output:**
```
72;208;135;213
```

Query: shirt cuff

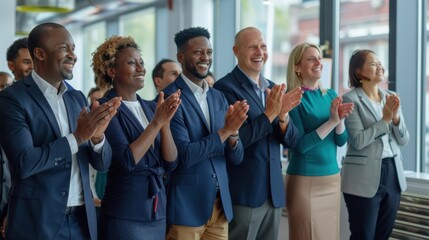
90;135;105;154
66;134;78;154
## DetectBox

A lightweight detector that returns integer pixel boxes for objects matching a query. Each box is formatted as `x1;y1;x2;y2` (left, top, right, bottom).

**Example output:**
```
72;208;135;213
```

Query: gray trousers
229;200;281;240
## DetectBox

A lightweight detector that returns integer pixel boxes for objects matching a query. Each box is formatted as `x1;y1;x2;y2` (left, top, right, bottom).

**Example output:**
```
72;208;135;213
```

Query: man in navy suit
164;27;249;240
214;27;302;240
0;23;121;240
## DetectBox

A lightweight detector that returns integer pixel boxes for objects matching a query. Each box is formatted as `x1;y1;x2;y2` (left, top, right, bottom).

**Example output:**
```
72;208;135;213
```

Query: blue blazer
163;76;244;227
214;66;300;208
99;89;177;222
0;75;112;240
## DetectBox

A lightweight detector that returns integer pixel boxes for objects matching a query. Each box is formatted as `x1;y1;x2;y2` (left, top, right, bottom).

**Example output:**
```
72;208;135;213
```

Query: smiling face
110;47;146;94
358;52;385;85
234;28;267;79
157;61;181;90
34;27;77;85
177;36;212;86
295;46;323;85
7;48;33;81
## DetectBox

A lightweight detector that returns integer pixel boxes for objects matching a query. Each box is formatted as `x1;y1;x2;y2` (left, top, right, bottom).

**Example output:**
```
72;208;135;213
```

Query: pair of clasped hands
264;84;303;123
383;94;401;125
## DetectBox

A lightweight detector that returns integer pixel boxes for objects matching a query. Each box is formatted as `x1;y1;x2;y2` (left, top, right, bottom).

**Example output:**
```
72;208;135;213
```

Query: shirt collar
181;73;209;95
237;65;269;90
32;71;68;97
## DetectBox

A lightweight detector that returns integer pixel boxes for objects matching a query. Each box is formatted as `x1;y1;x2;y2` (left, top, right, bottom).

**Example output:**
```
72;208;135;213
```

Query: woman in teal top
285;42;354;240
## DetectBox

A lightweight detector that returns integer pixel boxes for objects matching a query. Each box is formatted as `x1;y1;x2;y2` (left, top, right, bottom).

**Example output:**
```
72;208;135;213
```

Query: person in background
0;72;13;91
206;71;215;87
214;27;302;240
285;42;354;240
0;22;120;240
92;35;181;240
164;26;249;240
6;37;33;81
87;87;108;209
1;38;34;237
0;72;13;240
152;58;181;93
341;49;409;240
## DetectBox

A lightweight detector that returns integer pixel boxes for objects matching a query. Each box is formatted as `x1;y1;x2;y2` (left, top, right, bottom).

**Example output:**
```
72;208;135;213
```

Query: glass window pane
339;0;389;95
83;22;106;97
120;7;156;100
425;0;429;172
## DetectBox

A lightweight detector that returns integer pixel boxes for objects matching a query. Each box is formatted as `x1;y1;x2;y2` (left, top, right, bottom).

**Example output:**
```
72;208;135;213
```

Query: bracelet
228;134;239;141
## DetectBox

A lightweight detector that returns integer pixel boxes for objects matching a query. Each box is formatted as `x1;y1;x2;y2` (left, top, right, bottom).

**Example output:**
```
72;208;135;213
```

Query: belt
65;205;84;215
382;157;395;161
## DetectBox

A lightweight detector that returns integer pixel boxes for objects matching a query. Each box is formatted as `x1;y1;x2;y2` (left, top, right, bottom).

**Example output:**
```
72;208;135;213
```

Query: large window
82;22;107;98
120;7;156;100
425;0;429;172
338;0;389;96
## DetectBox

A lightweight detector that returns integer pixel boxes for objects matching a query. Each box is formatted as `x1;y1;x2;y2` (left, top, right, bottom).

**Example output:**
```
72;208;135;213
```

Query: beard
61;69;73;80
185;61;210;80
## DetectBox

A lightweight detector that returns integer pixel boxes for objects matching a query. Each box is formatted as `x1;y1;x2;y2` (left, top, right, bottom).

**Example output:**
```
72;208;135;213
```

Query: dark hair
348;49;375;88
6;37;29;61
28;22;65;59
152;58;176;80
174;27;210;51
87;87;101;99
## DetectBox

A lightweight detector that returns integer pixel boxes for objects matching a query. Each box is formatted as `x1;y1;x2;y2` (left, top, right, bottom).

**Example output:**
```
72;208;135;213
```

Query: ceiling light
16;0;75;13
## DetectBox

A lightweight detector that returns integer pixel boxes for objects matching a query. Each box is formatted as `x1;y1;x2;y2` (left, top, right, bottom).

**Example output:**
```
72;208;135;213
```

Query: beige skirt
285;173;341;240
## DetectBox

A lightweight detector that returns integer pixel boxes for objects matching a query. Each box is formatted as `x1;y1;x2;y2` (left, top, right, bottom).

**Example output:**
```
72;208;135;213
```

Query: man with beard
163;27;249;240
0;22;121;240
6;37;33;81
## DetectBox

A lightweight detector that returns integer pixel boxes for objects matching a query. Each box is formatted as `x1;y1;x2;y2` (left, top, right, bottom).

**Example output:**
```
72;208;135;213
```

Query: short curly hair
174;27;210;51
91;35;140;89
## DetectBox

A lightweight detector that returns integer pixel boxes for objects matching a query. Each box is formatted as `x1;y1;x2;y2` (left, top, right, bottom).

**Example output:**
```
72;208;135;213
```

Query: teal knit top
287;88;347;176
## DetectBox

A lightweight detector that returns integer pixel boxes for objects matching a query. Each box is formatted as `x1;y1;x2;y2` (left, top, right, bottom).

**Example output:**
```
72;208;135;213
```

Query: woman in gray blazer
341;49;409;240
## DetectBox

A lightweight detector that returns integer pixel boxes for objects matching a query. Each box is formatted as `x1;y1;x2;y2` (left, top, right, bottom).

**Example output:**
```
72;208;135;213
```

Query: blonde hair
91;35;139;90
286;42;326;94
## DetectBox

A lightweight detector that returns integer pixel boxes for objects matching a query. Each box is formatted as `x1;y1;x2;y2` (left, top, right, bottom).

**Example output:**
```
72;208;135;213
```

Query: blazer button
212;173;217;178
60;191;67;197
65;163;70;168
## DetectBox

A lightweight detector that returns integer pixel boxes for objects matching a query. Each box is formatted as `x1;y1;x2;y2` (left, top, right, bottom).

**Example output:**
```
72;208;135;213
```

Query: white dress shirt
32;71;104;207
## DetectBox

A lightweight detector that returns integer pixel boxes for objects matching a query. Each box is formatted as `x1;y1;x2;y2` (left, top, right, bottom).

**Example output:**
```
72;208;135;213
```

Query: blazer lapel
63;92;78;133
356;88;380;122
176;77;210;131
207;90;215;133
25;77;62;139
232;67;265;111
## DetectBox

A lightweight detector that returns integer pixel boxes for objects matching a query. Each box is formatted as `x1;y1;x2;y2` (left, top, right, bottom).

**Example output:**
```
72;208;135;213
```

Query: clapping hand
280;87;303;115
153;90;181;127
74;96;122;145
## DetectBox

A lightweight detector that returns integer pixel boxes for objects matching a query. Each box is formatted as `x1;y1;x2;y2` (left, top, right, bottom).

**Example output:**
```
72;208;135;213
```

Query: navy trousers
343;157;401;240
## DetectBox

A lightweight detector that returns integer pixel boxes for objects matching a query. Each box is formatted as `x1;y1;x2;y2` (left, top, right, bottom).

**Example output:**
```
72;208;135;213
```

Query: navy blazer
99;89;177;222
163;75;244;227
214;66;300;208
0;75;112;240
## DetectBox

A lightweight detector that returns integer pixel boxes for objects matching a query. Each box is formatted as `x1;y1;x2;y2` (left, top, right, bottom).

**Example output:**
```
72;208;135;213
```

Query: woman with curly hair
92;35;181;240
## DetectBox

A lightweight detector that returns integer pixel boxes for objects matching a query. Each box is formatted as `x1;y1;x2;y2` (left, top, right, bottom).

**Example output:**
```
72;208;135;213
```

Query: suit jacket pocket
343;156;367;165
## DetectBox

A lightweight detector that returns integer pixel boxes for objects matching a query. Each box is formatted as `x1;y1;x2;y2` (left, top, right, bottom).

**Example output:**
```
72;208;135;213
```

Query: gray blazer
341;88;409;198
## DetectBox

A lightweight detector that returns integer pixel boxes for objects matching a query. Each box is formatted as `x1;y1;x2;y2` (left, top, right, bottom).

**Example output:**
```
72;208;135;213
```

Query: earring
297;72;301;76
